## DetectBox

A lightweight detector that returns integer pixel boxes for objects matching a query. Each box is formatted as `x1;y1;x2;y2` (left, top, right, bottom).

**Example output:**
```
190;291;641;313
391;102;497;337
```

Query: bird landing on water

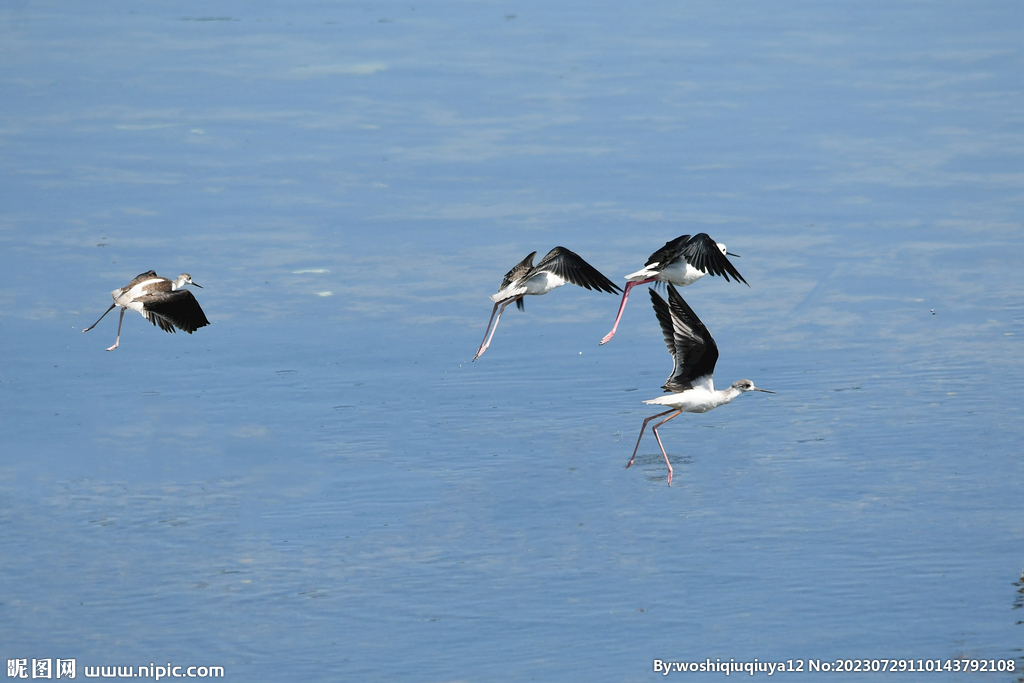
626;284;771;485
82;271;210;351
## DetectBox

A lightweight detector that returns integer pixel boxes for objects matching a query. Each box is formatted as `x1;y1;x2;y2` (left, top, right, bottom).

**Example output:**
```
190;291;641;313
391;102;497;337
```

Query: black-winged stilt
626;284;771;485
599;233;746;345
82;271;210;351
473;247;621;361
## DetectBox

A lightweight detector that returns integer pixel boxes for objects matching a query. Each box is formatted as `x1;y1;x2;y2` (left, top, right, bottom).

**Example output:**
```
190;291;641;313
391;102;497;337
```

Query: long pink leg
651;411;684;485
626;408;678;470
82;303;116;333
599;278;656;345
106;308;126;351
473;302;500;361
473;298;518;361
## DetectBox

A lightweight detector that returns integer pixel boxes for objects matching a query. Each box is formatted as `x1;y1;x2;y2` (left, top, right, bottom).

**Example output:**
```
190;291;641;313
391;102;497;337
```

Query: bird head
174;273;202;289
717;242;740;258
732;379;773;394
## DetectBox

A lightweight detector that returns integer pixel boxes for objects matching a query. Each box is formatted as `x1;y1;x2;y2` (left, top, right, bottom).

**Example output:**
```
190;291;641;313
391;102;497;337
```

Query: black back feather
500;251;537;291
645;234;691;267
126;270;158;286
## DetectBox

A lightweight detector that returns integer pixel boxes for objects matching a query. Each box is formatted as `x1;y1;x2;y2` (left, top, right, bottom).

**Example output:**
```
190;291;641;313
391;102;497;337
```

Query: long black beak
190;282;203;288
726;252;740;257
754;388;774;394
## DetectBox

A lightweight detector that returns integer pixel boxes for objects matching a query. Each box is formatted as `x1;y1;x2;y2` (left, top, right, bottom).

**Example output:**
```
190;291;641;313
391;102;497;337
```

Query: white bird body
626;285;771;485
84;271;209;351
490;271;567;302
642;379;755;413
112;273;188;315
601;233;747;345
625;259;707;288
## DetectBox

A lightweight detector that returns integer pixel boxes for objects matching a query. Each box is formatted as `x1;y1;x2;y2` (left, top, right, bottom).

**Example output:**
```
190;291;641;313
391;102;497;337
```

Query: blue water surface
1;1;1022;680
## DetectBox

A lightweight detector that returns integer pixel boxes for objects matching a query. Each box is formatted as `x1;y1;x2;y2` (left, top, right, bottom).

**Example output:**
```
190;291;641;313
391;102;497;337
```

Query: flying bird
473;247;620;361
600;233;746;345
626;285;771;485
82;271;210;351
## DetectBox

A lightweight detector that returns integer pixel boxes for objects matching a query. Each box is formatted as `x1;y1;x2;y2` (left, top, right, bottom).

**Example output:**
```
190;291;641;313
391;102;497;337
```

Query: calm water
2;1;1022;680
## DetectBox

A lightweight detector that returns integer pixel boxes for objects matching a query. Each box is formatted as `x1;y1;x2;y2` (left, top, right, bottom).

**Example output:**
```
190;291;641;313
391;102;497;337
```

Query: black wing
644;234;690;268
682;234;747;285
499;251;537;291
144;311;178;333
140;290;210;334
650;285;718;392
535;247;621;294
